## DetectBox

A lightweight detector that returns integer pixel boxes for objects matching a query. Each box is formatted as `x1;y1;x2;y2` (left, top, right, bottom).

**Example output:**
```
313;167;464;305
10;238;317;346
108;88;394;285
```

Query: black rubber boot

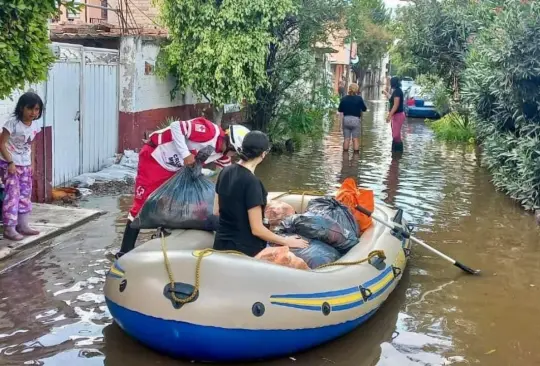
391;141;404;153
117;220;140;258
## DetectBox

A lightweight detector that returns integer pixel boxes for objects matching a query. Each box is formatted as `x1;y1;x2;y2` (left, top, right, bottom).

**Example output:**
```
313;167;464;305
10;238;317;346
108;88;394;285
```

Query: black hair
390;77;401;89
13;92;44;121
238;131;270;161
222;134;234;154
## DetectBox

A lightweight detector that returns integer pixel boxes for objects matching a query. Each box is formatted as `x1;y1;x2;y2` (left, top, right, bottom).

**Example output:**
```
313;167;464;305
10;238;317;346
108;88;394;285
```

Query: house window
67;7;79;21
101;0;108;20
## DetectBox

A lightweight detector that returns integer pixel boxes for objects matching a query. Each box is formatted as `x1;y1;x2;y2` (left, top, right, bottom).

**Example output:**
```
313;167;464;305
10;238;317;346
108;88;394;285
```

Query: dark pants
118;220;140;256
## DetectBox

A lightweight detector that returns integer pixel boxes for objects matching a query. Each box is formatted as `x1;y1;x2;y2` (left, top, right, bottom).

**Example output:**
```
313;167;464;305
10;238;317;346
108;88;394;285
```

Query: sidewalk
0;204;104;262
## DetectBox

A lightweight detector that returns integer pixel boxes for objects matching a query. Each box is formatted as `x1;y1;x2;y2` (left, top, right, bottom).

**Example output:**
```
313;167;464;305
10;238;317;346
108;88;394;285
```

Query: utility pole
345;29;353;93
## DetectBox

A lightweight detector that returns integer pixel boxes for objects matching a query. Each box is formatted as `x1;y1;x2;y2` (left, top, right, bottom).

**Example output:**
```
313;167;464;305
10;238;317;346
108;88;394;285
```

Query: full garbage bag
306;197;359;236
277;212;357;254
131;146;216;230
265;200;296;230
255;246;309;270
336;178;374;232
287;236;341;269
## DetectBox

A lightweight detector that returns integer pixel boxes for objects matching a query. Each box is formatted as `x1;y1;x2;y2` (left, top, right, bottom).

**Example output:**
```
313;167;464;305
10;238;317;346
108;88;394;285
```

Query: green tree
347;0;393;84
249;0;346;130
0;1;78;98
462;0;540;210
157;0;295;125
391;0;505;94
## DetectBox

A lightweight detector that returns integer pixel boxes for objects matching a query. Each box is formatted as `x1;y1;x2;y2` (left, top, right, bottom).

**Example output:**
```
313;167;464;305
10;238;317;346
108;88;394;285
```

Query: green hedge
462;0;540;211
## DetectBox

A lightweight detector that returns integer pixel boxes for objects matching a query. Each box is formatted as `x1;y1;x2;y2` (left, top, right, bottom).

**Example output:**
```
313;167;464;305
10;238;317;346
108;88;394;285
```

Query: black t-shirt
338;95;368;118
389;87;404;113
213;164;268;257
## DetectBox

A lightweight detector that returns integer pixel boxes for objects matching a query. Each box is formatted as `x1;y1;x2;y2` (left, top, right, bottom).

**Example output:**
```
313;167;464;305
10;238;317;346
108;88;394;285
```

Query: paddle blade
454;261;481;275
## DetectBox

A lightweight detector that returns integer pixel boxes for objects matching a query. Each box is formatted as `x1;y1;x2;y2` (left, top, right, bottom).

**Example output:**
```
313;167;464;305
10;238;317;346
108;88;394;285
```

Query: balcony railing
89;17;107;24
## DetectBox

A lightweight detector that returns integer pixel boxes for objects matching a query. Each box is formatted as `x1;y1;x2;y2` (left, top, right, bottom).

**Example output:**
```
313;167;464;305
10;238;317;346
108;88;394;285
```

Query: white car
401;76;414;92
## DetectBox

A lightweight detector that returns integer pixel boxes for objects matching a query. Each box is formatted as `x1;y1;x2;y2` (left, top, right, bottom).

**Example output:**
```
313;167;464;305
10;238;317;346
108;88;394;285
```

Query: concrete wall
107;0;160;29
327;30;356;66
119;37;186;113
118;36;245;152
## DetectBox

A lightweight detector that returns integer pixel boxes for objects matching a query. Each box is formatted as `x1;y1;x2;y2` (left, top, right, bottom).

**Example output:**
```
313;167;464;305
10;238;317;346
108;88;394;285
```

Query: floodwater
0;95;539;366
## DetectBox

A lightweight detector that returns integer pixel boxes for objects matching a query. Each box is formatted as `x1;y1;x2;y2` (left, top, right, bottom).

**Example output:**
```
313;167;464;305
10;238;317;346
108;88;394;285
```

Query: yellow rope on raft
161;231;386;306
161;232;245;305
314;249;386;269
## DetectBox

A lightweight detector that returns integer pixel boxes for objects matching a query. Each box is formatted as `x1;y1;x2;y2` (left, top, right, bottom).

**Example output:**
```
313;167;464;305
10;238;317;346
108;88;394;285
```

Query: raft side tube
105;212;405;331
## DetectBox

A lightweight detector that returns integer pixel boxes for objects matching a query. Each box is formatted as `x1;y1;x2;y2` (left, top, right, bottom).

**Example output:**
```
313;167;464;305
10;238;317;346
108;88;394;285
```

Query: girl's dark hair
238;131;270;161
13;92;44;121
390;77;401;89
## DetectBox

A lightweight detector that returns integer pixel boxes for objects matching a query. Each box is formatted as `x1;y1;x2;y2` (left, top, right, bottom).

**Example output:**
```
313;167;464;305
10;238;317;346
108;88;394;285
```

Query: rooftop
49;22;168;40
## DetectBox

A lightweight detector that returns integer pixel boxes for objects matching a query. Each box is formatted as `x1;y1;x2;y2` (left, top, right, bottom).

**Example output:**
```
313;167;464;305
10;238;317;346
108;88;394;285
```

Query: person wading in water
386;77;405;152
338;83;367;152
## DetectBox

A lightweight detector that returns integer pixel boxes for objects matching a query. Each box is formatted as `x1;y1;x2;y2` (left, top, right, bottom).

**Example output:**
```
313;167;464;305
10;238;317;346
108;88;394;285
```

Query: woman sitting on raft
213;131;308;256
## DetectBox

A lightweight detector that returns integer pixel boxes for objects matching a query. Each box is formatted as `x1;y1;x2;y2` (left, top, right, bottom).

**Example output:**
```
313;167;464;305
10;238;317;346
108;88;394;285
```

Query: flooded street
1;97;539;366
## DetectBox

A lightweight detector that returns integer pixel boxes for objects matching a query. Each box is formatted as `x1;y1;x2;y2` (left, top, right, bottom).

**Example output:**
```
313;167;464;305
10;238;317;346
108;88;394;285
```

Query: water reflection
339;152;361;183
383;151;402;207
0;95;539;365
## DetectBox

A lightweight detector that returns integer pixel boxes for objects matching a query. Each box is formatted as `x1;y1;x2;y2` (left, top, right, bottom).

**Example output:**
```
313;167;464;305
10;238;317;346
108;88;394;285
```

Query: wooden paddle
356;205;481;275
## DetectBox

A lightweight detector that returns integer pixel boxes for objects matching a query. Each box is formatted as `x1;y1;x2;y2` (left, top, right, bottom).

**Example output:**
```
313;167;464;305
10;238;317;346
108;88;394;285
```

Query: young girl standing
0;92;43;241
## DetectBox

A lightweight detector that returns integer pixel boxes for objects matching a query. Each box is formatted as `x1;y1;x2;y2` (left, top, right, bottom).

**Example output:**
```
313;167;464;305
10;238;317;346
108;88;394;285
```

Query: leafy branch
0;0;82;98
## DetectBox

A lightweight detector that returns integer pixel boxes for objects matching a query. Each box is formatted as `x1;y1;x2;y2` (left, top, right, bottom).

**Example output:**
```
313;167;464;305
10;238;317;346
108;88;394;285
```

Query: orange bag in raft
336;178;374;232
255;246;310;270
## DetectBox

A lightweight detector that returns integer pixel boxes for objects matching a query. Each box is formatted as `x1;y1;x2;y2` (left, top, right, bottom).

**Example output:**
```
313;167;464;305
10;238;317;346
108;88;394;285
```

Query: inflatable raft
104;192;412;362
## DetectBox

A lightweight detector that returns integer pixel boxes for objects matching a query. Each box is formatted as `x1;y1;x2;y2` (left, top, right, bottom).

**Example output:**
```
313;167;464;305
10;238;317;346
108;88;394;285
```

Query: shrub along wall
462;0;540;211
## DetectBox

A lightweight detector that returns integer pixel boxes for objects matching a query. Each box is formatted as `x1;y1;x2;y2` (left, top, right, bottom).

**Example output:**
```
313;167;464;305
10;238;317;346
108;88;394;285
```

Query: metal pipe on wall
42;78;49;202
79;45;85;175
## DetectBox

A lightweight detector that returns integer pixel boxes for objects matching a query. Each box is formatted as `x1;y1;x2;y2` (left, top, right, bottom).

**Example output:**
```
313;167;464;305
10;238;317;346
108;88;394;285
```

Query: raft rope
161;232;245;305
160;231;387;306
270;190;326;213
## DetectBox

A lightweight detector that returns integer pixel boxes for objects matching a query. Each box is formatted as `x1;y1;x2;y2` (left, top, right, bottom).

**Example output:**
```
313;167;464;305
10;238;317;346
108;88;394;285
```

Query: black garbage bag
277;212;357;254
131;146;216;230
306;197;359;237
286;236;341;269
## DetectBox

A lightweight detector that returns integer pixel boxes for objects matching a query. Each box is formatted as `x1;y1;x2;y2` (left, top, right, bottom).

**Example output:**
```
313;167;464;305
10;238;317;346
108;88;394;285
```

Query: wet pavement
0;96;539;365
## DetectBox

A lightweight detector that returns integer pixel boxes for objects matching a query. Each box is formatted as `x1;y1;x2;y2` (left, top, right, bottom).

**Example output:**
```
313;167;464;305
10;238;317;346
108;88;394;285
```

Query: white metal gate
48;43;119;186
82;47;119;173
47;46;82;185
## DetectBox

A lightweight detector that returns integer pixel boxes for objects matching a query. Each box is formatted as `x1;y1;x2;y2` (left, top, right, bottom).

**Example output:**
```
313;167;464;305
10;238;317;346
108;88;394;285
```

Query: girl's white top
1;118;42;166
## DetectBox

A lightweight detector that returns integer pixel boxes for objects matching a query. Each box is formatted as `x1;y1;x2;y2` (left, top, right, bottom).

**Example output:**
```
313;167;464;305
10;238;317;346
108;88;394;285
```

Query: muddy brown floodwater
0;96;539;366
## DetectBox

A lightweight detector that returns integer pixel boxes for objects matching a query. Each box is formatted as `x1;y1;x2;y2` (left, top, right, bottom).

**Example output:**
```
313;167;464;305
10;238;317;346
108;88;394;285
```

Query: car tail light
407;98;415;106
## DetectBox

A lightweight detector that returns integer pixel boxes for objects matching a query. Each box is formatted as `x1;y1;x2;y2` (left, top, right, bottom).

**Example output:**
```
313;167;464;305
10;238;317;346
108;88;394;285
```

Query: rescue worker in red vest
114;117;250;259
